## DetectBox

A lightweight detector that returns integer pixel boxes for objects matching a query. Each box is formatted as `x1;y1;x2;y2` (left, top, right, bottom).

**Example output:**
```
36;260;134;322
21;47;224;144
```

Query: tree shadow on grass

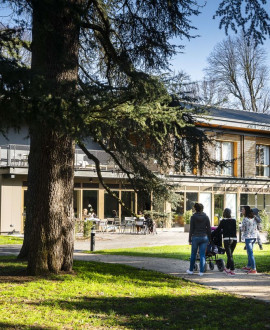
0;322;54;330
0;256;28;278
25;294;270;329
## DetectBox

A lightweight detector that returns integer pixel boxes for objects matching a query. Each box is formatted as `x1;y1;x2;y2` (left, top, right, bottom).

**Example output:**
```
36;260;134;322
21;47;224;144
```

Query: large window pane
137;191;151;213
240;193;255;216
186;192;198;211
256;145;270;177
104;191;119;218
73;191;78;218
121;191;135;218
83;190;98;216
216;141;233;175
225;194;237;219
172;192;184;226
214;194;224;225
199;193;212;220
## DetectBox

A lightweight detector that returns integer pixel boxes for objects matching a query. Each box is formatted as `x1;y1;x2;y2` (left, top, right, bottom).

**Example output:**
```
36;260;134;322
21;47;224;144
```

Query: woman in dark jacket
187;203;211;276
213;208;237;276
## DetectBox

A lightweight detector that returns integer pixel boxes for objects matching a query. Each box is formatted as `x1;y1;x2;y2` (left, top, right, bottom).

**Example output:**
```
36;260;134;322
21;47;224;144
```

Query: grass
0;256;270;329
91;243;270;273
0;235;23;245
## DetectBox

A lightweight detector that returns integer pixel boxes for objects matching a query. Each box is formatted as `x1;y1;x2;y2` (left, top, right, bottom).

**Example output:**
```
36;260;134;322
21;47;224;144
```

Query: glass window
256;145;270;177
180;140;193;174
172;192;184;215
240;193;255;216
225;194;237;219
186;192;198;211
73;191;78;218
83;190;98;216
172;192;184;226
121;191;135;218
104;191;119;218
137;191;151;212
199;193;212;220
216;141;233;175
214;194;224;225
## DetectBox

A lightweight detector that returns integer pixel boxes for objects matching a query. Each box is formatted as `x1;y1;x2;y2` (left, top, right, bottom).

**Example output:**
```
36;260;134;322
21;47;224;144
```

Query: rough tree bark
18;0;80;274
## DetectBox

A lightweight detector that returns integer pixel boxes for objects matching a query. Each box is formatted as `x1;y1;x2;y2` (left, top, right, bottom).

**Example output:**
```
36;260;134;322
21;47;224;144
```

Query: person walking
241;206;258;274
212;208;237;276
252;208;263;250
186;203;211;276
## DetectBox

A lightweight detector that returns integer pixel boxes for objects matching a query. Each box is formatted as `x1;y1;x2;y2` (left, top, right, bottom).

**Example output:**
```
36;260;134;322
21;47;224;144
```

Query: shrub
183;210;193;225
83;220;94;237
260;209;270;231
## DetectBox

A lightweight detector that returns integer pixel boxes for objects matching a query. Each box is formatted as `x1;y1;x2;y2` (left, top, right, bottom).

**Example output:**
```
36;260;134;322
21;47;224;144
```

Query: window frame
256;144;270;177
215;141;234;176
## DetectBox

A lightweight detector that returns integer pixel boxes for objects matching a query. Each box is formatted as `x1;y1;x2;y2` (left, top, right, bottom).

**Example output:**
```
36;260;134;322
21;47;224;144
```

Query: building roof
203;106;270;125
183;103;270;132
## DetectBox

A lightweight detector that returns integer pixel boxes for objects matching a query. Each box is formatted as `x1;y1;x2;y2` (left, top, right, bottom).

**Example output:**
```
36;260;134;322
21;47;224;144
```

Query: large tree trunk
18;0;80;274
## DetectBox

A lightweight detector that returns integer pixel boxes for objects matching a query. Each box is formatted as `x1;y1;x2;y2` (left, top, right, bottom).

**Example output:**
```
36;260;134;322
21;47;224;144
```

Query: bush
183;210;193;225
260;209;270;231
83;220;94;237
267;227;270;243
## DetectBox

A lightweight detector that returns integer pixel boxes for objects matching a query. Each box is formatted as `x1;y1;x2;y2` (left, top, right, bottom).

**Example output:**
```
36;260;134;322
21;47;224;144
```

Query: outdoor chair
113;218;125;233
106;218;116;232
122;217;136;233
99;219;108;233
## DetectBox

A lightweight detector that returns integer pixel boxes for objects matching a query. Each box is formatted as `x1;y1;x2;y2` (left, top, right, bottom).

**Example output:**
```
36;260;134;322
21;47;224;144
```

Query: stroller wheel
193;263;198;271
216;259;225;272
209;261;215;270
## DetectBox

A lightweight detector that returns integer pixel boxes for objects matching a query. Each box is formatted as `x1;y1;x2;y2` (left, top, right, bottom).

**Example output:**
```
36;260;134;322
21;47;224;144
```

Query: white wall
0;178;22;233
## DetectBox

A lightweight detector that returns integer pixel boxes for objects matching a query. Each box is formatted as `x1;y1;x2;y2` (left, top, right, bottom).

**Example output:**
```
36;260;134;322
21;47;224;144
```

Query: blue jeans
245;238;256;270
189;236;209;273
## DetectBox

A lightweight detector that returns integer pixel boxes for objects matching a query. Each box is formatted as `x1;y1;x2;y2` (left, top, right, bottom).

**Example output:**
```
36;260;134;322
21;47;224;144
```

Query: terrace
0;144;118;171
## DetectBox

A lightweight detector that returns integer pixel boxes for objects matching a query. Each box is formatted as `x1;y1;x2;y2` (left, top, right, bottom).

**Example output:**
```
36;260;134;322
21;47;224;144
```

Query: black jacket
189;212;211;243
213;218;237;239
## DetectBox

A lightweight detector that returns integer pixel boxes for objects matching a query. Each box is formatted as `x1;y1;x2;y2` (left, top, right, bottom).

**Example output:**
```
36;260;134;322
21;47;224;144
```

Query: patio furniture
99;219;108;233
122;217;136;233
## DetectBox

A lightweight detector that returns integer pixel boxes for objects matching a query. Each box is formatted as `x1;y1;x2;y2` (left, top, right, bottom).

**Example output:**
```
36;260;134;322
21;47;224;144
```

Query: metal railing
0;144;118;170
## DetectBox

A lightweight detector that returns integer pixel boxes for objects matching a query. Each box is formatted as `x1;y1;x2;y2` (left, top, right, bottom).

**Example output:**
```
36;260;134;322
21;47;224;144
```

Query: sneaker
242;266;251;271
248;269;257;274
224;268;230;275
229;271;236;276
186;269;193;275
198;272;204;276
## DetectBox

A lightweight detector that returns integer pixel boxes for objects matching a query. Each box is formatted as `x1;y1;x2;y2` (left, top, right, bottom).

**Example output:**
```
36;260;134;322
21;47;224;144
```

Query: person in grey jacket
186;203;211;276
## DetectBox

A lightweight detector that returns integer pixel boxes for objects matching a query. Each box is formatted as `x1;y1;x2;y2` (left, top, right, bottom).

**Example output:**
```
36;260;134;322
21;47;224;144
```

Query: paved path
74;253;270;303
1;229;269;303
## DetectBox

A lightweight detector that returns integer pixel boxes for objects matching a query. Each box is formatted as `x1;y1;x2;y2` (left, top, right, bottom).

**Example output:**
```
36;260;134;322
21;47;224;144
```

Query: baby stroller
193;226;225;272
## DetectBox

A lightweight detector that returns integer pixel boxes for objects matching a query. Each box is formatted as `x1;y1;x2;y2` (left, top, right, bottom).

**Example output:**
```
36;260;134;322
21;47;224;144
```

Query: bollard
90;225;96;251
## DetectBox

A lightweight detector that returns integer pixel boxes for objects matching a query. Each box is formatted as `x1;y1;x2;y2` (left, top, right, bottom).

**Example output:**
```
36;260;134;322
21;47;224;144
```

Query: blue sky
170;0;270;82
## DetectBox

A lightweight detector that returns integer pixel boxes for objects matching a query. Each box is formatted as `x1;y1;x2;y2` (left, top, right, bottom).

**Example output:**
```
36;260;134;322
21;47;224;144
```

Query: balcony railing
0;144;118;170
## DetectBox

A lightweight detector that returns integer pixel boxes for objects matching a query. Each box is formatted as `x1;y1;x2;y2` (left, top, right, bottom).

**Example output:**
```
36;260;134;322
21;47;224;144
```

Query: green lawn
0;257;269;329
0;235;23;245
91;243;270;273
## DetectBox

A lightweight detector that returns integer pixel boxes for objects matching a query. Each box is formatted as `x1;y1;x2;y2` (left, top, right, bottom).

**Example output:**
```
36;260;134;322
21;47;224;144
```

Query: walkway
0;229;269;303
74;253;270;303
